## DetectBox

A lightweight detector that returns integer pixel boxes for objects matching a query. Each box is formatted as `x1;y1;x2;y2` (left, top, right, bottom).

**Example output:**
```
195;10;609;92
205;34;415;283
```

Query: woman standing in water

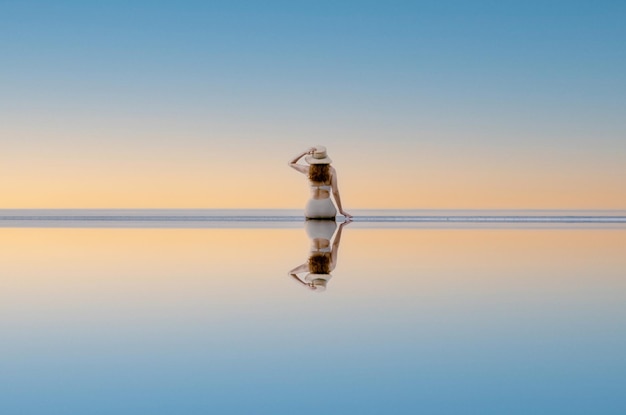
288;146;352;220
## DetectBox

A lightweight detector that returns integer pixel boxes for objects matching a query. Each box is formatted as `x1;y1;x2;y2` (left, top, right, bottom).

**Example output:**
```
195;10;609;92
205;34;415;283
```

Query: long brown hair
308;164;331;183
308;253;331;274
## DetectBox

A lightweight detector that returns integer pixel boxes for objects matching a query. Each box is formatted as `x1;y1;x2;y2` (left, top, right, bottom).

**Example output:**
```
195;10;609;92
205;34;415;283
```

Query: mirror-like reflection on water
289;220;349;291
1;225;625;414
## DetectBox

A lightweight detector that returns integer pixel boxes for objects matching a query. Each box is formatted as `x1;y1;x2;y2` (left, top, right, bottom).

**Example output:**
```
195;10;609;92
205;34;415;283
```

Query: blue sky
1;1;625;208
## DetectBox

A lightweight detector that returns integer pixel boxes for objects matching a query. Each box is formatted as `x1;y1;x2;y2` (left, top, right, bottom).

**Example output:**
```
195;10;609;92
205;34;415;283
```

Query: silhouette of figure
288;220;350;292
288;146;352;220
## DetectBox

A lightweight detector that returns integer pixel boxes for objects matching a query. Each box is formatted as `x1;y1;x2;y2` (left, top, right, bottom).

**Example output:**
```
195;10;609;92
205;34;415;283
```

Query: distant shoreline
1;209;625;229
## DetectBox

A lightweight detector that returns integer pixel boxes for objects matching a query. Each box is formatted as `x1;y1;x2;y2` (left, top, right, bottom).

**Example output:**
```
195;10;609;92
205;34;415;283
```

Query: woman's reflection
288;220;350;292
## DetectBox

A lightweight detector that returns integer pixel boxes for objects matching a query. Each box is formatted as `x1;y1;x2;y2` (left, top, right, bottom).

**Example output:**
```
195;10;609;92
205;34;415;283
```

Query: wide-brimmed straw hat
305;145;332;164
305;273;333;292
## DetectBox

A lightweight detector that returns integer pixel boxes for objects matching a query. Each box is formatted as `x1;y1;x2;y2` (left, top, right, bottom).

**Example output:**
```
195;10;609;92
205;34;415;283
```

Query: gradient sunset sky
2;1;625;209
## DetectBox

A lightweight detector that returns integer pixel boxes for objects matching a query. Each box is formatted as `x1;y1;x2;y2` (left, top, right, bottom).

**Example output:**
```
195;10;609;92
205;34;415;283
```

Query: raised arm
330;167;352;219
288;148;315;175
288;263;312;287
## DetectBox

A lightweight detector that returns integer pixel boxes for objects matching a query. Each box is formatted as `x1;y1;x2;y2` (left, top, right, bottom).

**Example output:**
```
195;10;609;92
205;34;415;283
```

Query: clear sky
2;0;625;209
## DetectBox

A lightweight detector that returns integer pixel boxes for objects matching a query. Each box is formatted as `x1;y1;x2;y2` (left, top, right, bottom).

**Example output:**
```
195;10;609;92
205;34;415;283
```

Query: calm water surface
1;220;625;414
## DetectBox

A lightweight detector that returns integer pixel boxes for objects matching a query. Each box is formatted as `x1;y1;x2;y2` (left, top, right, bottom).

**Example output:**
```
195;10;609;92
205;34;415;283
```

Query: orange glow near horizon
2;130;625;209
2;157;624;209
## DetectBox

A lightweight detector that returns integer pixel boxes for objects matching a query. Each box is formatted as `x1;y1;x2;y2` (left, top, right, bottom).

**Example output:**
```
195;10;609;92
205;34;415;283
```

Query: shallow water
1;209;625;228
1;219;625;414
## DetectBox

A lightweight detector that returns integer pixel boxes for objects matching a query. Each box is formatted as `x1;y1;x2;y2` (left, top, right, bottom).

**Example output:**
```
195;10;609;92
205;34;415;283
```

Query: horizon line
2;208;626;212
1;208;626;227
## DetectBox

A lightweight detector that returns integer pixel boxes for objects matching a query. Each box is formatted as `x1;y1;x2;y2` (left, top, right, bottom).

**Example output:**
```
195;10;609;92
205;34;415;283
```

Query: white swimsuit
305;183;337;219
